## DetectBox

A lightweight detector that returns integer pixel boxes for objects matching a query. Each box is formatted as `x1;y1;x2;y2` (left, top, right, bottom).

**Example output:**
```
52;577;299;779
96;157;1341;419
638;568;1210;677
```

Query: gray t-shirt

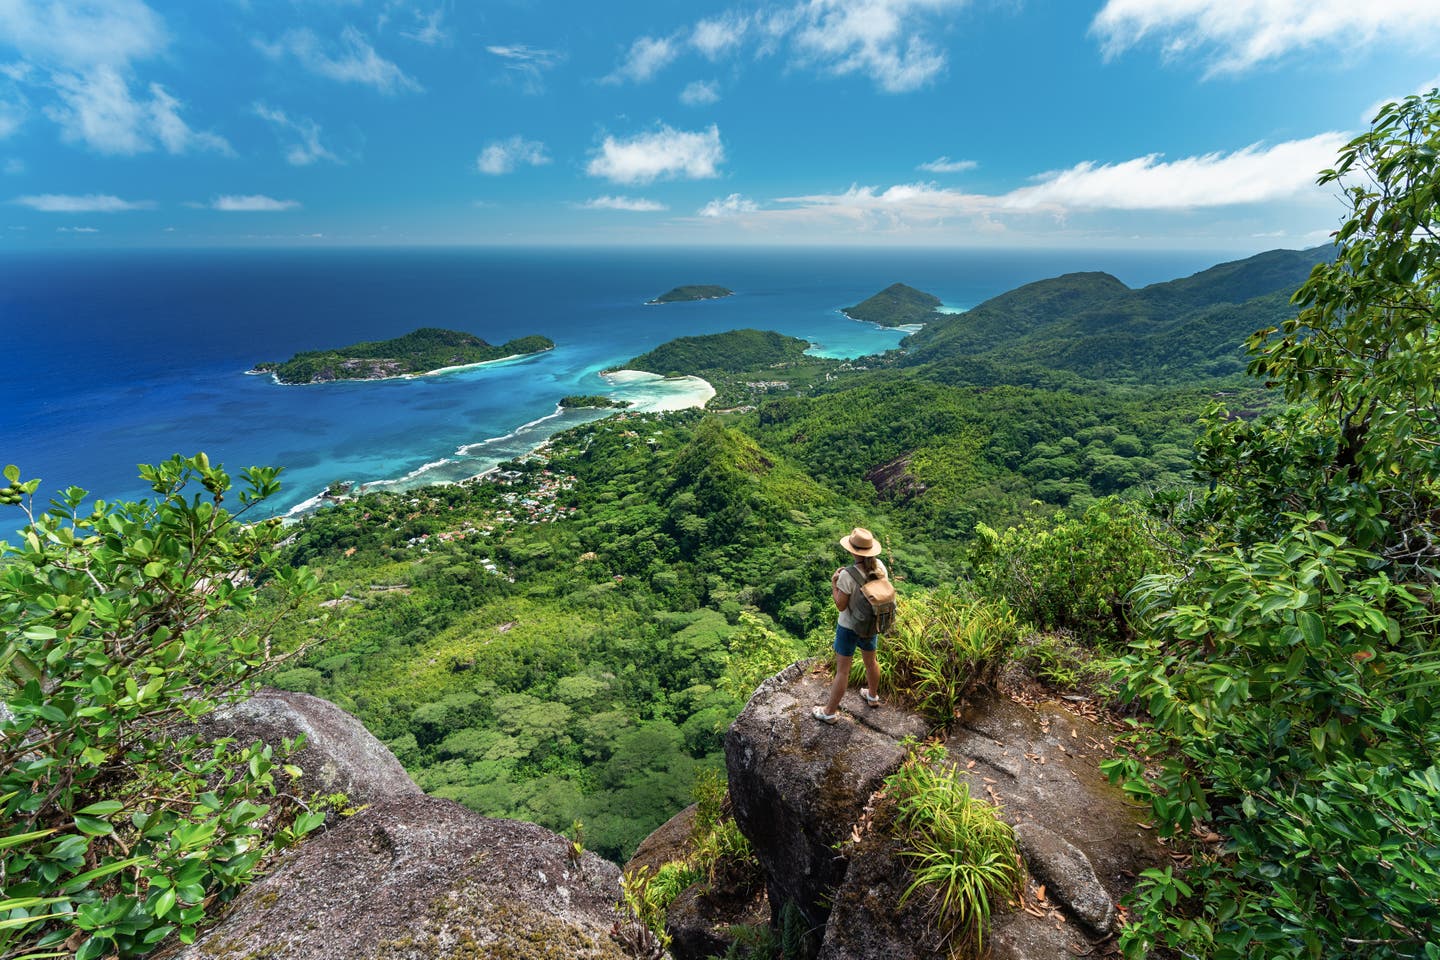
836;559;888;633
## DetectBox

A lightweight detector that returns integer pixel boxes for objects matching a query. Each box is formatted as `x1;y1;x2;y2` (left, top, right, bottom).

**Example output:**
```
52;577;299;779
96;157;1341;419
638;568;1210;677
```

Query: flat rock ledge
721;662;1168;959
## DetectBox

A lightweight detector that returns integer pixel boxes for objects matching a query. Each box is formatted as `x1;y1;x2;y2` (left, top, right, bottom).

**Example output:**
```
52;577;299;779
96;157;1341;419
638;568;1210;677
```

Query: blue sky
2;0;1438;249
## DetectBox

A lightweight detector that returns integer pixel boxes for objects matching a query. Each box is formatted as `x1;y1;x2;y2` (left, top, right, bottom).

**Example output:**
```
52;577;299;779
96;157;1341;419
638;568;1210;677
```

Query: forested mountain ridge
898;245;1330;384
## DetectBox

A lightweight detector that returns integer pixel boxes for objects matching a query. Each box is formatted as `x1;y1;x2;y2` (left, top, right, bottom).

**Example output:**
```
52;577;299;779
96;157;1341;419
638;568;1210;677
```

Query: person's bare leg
861;648;880;701
824;654;853;714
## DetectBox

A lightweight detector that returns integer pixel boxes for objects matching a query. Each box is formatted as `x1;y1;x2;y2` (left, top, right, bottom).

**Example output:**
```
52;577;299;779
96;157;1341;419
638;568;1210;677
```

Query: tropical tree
1106;91;1440;960
1;455;326;959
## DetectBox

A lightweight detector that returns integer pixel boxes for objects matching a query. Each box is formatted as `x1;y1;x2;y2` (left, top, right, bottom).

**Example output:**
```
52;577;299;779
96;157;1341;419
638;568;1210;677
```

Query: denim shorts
833;624;878;657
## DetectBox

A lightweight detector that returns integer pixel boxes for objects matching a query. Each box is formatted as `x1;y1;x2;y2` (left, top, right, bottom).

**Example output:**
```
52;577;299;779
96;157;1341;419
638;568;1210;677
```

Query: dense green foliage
843;282;943;327
0;456;326;960
255;327;554;383
1104;91;1440;960
897;248;1325;384
648;284;734;303
558;394;631;409
623;328;816;377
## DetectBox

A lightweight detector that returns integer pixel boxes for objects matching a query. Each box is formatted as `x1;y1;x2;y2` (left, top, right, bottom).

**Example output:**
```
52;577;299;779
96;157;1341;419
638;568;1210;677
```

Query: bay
0;245;1230;516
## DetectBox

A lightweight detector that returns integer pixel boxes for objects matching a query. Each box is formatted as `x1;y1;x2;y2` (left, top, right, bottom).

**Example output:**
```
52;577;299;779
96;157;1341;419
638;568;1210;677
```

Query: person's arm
832;568;850;611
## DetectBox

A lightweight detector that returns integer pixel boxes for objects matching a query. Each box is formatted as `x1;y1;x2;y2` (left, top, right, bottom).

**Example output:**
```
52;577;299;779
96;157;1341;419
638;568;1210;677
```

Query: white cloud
692;14;749;60
1003;135;1347;210
42;67;229;155
253;102;338;166
680;80;721;105
587;124;724;185
211;195;300;212
57;225;98;232
4;158;24;174
788;0;962;93
15;192;151;212
918;156;977;173
611;1;968;94
699;193;758;217
476;135;550;175
486;44;563;93
257;27;421;94
147;82;230;154
0;0;166;69
1092;0;1440;74
604;35;680;84
737;133;1348;236
400;8;447;46
582;195;669;212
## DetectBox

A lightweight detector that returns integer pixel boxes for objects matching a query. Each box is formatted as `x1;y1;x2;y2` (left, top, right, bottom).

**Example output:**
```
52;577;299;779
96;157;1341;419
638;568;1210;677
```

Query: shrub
0;455;326;959
873;591;1022;722
885;742;1022;959
969;497;1177;646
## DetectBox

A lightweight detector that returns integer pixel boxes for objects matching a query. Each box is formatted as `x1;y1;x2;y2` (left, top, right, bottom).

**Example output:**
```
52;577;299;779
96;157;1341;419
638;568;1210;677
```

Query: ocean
1;245;1231;518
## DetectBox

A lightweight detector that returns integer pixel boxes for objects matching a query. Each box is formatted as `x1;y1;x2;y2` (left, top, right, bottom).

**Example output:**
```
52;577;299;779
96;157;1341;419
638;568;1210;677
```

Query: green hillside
897;247;1328;384
842;282;944;326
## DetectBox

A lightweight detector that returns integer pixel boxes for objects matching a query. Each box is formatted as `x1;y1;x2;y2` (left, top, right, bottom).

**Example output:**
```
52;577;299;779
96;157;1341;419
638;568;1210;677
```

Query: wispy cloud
582;195;669;212
4;158;24;175
57;225;99;232
587;124;724;185
712;133;1347;237
257;27;421;94
1092;0;1440;75
918;156;976;173
699;193;758;217
43;67;230;155
607;1;970;94
486;44;563;93
253;102;339;166
692;13;750;60
477;135;550;175
211;194;300;212
1003;135;1347;210
16;192;152;212
0;0;167;69
680;80;721;105
400;8;447;46
604;35;681;84
2;1;230;156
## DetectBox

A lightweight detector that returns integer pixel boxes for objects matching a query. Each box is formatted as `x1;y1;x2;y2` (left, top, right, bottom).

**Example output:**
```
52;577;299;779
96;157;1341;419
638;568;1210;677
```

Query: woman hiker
813;526;887;724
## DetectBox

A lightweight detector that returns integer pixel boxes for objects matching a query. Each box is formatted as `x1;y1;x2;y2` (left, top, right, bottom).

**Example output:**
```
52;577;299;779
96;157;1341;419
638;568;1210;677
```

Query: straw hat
840;527;883;557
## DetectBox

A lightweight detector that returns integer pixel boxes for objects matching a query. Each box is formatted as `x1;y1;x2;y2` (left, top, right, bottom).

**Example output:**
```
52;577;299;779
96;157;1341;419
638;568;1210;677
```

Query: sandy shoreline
282;368;714;519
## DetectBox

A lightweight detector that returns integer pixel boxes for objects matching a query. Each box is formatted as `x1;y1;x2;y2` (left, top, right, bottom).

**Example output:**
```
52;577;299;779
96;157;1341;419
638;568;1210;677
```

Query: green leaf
77;800;124;817
72;815;113;837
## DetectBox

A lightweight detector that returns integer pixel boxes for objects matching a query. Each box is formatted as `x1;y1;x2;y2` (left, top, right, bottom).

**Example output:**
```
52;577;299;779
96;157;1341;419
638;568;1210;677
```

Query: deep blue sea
1;246;1232;518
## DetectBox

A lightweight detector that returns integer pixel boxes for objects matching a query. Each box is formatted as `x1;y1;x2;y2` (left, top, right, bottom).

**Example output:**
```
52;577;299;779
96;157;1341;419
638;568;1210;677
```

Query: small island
558;395;631;409
646;285;734;304
622;329;811;377
252;327;554;384
842;282;943;327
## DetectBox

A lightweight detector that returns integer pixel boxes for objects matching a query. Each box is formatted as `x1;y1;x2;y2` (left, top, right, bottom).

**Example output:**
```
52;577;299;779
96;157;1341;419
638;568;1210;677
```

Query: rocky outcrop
170;689;630;960
721;662;1167;959
171;795;626;960
199;688;420;807
724;660;928;941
